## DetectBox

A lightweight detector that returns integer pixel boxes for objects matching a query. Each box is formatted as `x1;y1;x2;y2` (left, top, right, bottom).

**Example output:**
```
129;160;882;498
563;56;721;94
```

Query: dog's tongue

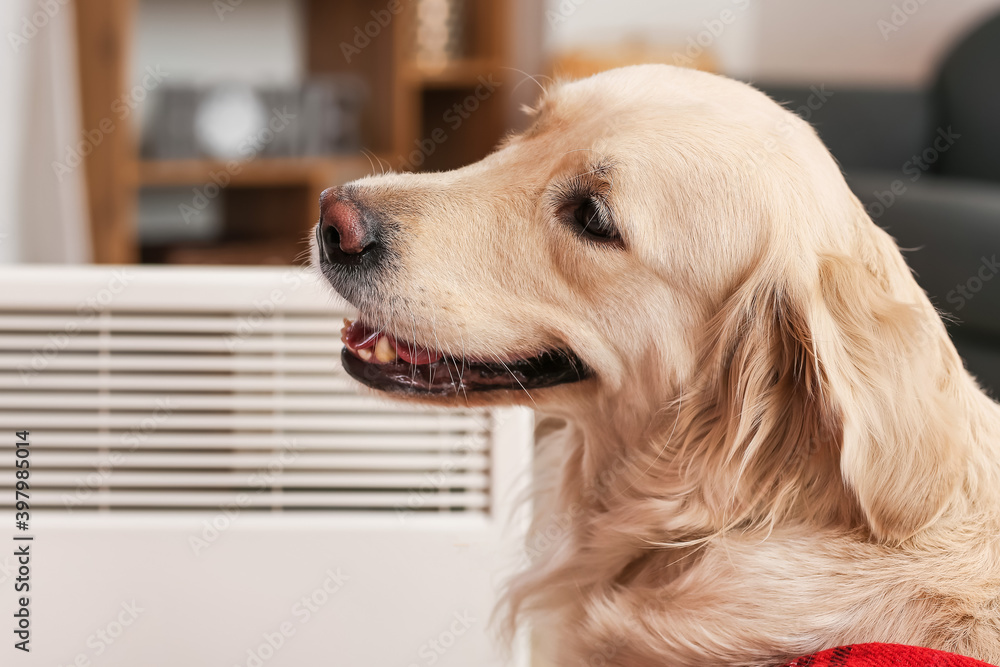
341;319;380;350
340;319;442;365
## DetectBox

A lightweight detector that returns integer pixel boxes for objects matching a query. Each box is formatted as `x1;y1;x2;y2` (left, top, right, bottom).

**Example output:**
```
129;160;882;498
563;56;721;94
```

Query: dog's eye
570;196;620;242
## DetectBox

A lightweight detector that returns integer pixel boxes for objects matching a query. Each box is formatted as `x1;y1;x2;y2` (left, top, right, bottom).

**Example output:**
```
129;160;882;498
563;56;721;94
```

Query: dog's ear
685;272;842;528
811;249;969;543
690;238;968;544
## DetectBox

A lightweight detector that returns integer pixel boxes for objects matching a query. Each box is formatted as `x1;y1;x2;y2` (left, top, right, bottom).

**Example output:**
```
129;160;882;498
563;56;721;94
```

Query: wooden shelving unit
400;59;500;87
74;0;513;265
74;0;138;264
135;156;373;266
136;157;365;188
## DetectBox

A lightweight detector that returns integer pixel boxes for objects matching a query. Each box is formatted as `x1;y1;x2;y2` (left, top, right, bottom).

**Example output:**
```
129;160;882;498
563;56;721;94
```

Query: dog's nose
318;189;376;264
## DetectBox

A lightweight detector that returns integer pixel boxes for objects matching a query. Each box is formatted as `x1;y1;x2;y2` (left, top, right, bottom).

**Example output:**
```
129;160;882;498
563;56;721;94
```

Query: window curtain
1;0;91;264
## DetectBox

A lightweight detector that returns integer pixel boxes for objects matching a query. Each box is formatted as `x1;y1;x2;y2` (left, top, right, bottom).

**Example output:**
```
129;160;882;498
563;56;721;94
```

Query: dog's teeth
375;336;396;363
357;347;373;361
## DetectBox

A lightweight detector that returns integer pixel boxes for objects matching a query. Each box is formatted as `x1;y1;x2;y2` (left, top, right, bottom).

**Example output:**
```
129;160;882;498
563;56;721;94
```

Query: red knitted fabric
782;644;995;666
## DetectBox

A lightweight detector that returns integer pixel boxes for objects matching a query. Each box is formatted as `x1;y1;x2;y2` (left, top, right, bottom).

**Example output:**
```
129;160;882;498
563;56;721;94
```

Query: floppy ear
682;273;842;527
812;249;969;543
687;239;968;544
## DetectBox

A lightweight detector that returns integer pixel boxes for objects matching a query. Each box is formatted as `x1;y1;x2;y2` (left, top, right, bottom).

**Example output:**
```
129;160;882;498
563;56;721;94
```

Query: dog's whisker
430;315;454;389
408;312;420;385
374;151;392;176
360;148;379;176
501;66;554;96
489;350;536;406
459;330;468;380
458;329;470;402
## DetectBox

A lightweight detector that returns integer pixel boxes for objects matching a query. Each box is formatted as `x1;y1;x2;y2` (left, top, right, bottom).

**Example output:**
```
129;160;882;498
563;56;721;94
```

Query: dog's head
315;65;973;543
315;65;802;402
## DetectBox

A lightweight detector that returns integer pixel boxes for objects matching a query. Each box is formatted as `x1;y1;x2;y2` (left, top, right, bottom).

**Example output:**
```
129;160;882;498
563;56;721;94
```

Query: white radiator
0;266;531;666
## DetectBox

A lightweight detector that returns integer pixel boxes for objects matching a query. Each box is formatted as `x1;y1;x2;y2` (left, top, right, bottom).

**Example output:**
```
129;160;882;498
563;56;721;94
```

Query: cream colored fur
318;65;1000;666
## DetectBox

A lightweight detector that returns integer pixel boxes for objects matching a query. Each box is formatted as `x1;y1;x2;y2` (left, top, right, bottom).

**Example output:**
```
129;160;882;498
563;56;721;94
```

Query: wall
132;0;304;88
0;0;32;263
130;0;306;243
543;0;1000;86
756;0;1000;85
544;0;761;79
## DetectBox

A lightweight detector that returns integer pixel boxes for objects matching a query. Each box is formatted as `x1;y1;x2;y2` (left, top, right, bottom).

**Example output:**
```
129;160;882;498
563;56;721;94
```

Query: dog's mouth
340;319;590;396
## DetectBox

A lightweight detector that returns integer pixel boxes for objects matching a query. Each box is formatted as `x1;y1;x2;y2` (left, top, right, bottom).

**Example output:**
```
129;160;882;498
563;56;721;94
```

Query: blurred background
1;2;1000;665
2;1;1000;391
0;0;996;261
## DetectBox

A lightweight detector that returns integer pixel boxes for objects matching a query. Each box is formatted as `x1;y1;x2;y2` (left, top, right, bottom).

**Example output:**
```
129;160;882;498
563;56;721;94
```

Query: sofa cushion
933;10;1000;183
848;171;1000;395
756;85;930;172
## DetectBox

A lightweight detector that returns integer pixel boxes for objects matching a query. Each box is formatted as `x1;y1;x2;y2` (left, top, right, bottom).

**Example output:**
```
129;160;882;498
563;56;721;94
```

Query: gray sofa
756;11;1000;397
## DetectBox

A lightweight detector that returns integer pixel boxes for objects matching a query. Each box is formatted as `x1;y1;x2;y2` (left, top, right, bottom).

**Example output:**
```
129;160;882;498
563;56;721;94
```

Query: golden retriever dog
313;65;1000;666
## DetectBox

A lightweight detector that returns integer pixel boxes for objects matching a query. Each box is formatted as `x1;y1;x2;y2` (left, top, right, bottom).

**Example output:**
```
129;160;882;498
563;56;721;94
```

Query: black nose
318;189;377;265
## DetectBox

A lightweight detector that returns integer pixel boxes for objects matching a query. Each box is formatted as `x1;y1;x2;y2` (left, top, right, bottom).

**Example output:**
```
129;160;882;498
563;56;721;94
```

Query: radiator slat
0;270;496;515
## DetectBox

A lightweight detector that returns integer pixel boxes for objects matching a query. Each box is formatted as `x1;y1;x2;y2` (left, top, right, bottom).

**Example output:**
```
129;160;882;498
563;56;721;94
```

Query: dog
313;65;1000;667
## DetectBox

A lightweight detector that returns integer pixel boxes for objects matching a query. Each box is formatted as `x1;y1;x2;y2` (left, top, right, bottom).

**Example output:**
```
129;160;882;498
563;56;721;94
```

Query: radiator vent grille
0;276;493;514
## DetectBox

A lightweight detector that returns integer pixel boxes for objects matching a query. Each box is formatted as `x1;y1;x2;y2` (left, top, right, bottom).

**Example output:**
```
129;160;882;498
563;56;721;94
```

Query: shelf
136;157;378;267
145;239;314;266
76;0;512;265
401;58;504;88
137;156;375;188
